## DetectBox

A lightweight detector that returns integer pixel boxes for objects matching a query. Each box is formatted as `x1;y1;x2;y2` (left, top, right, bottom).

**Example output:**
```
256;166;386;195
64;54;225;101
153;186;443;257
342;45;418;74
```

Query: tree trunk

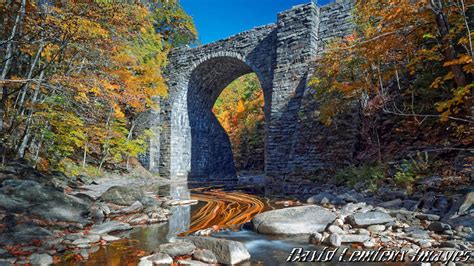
126;120;136;170
17;70;44;158
0;0;26;133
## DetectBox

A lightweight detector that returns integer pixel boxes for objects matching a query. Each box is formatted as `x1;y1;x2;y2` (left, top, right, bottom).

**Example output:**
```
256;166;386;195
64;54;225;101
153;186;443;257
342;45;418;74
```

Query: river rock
101;235;120;242
177;259;208;265
186;236;250;265
340;202;367;216
307;192;342;205
89;220;132;235
100;186;144;206
193;249;217;264
367;224;385;233
328;234;341;247
309;232;323;245
415;213;440;221
327;225;344;234
340;234;371;243
0;223;53;245
347;211;394;227
0;179;89;224
139;253;173;266
29;253;53;265
252;205;336;235
379;199;402;209
155;240;195;257
428;221;451;233
113;200;143;214
458;192;474;215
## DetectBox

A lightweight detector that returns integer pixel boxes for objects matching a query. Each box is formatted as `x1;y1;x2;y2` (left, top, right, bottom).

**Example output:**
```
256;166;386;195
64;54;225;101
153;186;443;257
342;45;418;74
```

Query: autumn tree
0;0;196;173
213;73;265;172
311;0;473;136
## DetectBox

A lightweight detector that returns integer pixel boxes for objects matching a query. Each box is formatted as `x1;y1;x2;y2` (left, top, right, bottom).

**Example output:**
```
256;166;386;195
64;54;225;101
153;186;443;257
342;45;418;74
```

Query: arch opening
186;56;267;182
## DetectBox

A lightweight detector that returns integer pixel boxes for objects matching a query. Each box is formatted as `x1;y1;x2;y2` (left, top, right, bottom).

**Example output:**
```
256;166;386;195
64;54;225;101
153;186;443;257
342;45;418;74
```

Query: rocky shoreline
0;160;472;265
0;160;181;265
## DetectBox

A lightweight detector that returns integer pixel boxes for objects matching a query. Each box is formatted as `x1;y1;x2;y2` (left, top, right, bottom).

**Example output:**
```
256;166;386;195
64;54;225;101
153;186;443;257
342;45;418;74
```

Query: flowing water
59;183;363;265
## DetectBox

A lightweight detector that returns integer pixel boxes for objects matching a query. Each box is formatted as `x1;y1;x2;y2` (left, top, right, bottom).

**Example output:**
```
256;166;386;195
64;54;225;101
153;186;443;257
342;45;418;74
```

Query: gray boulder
100;186;144;206
139;253;173;266
0;179;89;224
347;211;394;227
155;240;196;257
89;220;132;235
193;249;217;264
252;205;336;235
186;236;250;265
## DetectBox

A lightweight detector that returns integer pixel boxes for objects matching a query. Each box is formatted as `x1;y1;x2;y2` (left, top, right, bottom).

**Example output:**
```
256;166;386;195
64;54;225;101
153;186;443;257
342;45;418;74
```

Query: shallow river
59;183;389;265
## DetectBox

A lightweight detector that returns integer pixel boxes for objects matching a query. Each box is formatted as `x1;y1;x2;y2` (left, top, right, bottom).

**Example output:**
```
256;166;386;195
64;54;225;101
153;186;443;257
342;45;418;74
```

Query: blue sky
181;0;332;44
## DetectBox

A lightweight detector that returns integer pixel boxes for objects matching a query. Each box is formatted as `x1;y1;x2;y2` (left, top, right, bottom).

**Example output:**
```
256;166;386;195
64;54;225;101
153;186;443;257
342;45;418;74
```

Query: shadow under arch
186;55;268;183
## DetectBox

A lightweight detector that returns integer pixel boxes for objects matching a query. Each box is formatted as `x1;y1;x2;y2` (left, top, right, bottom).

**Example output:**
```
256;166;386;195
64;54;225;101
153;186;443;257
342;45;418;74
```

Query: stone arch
170;54;269;182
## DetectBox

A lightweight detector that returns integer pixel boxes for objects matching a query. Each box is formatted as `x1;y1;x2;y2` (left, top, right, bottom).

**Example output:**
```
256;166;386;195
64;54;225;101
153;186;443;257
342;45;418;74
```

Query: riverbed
59;183;321;265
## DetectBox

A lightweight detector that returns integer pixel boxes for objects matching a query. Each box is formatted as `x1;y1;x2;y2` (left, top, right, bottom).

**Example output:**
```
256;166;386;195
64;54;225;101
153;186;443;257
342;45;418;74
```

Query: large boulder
347;211;394;227
0;223;53;245
185;236;250;265
154;240;196;257
0;179;89;224
100;186;144;206
252;205;336;235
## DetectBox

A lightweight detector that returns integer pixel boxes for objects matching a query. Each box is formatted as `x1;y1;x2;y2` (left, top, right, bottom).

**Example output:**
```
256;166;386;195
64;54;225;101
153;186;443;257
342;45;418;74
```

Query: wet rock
79;249;89;260
155;240;196;257
29;253;53;265
193;249;217;264
340;234;371;243
101;235;120;242
307;192;342;205
177;259;208;265
89;220;132;235
428;221;451;233
186;236;250;265
415;213;440;221
252;205;336;235
139;253;173;266
347;211;394;227
163;199;198;207
100;186;144;206
367;224;385;233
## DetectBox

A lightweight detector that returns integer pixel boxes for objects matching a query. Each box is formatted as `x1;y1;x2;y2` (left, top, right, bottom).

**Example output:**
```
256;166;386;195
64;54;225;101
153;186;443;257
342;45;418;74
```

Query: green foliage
393;152;431;189
334;164;385;191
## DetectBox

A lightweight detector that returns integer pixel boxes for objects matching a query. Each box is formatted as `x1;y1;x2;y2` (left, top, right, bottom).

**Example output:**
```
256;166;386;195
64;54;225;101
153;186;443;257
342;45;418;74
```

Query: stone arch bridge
149;1;356;193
